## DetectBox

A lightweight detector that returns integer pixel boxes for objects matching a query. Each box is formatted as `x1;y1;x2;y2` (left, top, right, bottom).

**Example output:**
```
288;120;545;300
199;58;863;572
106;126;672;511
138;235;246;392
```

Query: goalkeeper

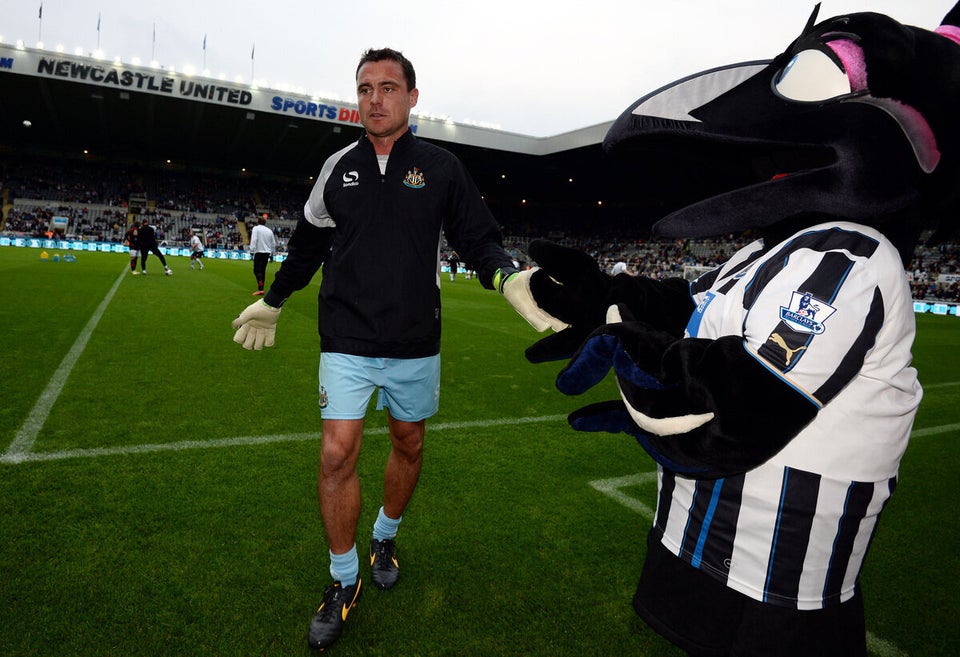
231;47;561;653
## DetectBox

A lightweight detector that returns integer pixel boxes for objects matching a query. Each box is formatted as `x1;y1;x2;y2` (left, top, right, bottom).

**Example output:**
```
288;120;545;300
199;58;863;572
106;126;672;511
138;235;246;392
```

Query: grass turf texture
1;245;957;656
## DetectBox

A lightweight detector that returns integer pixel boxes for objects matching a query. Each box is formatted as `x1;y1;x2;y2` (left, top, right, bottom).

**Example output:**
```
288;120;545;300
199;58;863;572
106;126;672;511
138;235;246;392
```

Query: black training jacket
266;130;514;358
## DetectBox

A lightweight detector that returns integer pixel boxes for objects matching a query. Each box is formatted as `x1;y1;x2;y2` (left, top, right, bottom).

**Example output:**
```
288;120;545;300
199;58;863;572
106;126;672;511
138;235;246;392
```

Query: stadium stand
3;149;958;304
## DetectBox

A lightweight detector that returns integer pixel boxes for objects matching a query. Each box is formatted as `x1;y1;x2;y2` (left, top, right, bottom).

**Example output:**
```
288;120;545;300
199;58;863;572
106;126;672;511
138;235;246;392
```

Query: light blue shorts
318;352;441;422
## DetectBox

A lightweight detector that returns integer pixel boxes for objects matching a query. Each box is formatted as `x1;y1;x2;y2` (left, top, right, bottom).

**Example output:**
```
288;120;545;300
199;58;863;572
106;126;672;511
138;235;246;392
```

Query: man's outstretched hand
231;299;281;350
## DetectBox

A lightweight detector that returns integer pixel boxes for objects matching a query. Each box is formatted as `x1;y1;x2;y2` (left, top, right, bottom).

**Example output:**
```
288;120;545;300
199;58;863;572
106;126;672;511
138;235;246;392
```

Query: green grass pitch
1;246;957;656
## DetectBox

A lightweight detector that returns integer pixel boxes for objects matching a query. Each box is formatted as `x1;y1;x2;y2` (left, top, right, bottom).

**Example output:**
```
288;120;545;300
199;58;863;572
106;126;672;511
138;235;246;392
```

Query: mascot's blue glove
554;306;672;397
525;240;694;363
554;304;714;475
554;304;818;479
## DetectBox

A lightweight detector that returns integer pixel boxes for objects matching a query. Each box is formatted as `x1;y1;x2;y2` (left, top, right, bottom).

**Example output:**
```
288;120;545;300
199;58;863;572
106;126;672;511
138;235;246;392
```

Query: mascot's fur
520;4;960;655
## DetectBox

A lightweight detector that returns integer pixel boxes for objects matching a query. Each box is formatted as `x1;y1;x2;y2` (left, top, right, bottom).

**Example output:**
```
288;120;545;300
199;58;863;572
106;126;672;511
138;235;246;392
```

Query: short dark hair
356;48;416;92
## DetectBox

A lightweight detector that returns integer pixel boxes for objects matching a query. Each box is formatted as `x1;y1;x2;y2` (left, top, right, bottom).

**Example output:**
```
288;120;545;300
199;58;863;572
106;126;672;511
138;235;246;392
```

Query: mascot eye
773;49;853;102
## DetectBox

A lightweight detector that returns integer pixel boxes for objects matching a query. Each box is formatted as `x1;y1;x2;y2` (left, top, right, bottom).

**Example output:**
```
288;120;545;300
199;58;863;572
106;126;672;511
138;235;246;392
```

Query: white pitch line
921;381;960;389
866;633;909;657
3;268;127;461
589;472;658;518
910;422;960;438
0;414;568;465
4;398;960;467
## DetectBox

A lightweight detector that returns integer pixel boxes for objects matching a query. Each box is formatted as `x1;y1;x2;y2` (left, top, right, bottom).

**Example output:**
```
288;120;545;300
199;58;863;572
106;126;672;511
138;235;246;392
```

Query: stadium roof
0;43;697;231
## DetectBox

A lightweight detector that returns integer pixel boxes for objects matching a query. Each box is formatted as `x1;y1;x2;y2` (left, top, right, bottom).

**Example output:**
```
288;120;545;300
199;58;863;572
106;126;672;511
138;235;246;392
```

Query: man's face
356;59;418;141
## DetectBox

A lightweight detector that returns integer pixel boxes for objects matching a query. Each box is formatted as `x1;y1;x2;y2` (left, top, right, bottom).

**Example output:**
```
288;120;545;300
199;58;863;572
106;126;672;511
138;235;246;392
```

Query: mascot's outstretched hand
555;304;818;479
522;240;614;363
499;267;569;333
524;240;694;363
232;299;281;350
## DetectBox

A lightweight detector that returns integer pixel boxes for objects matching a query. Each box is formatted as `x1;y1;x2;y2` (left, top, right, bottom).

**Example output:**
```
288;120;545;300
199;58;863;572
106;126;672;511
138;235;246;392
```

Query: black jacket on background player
138;222;158;248
265;130;514;358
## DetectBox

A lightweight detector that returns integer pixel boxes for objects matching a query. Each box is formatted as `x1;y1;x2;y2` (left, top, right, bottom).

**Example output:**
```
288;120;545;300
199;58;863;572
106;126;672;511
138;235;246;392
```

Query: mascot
506;3;960;655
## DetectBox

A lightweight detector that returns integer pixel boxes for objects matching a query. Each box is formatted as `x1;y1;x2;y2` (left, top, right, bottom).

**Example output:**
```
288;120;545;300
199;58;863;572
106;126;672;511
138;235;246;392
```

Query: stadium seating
2;151;957;303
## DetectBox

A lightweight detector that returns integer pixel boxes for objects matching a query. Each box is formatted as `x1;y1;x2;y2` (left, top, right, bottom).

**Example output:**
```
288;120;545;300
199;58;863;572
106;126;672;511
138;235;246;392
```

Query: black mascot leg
633;529;738;657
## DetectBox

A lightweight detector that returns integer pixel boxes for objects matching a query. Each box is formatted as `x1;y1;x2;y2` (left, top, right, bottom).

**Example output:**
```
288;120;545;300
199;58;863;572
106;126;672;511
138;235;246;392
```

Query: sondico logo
342;171;359;187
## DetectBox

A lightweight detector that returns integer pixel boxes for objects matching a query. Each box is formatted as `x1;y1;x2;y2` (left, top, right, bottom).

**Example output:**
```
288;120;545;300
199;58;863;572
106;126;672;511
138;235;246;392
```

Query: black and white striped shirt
656;221;921;610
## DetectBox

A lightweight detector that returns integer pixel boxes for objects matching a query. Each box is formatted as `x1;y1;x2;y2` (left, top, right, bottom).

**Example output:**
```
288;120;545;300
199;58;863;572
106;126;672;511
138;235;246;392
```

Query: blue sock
329;545;359;587
372;506;402;541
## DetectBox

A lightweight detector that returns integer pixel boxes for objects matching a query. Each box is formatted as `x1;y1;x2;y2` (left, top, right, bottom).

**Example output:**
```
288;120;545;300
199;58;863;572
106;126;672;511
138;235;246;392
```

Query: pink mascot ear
938;2;960;44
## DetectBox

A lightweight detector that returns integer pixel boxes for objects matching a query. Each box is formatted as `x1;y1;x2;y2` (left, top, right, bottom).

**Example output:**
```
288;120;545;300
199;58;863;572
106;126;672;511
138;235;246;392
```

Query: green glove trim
494;267;519;294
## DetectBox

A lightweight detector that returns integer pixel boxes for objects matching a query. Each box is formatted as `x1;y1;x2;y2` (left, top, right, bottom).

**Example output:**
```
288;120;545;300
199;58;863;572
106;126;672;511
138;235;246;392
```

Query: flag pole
250;42;256;83
38;3;43;43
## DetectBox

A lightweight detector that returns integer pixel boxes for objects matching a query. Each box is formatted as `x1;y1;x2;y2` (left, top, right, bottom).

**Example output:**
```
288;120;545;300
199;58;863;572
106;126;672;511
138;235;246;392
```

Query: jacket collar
358;127;416;154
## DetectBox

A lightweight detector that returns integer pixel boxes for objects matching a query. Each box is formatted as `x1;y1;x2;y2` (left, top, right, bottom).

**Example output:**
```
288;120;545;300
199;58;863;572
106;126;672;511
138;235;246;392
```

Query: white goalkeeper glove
231;299;281;350
496;267;569;333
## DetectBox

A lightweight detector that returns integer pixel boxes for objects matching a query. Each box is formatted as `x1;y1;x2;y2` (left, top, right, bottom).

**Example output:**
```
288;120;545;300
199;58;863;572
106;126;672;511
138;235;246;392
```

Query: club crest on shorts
779;291;835;334
403;167;426;189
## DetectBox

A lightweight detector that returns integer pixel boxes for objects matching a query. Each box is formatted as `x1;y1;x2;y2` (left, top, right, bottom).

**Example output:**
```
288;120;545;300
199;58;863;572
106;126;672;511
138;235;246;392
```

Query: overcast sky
3;1;951;136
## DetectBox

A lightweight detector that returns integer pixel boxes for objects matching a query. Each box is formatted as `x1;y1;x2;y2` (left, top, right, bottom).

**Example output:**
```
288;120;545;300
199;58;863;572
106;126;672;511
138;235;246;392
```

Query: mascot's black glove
524;240;613;363
524;240;695;363
555;304;819;479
